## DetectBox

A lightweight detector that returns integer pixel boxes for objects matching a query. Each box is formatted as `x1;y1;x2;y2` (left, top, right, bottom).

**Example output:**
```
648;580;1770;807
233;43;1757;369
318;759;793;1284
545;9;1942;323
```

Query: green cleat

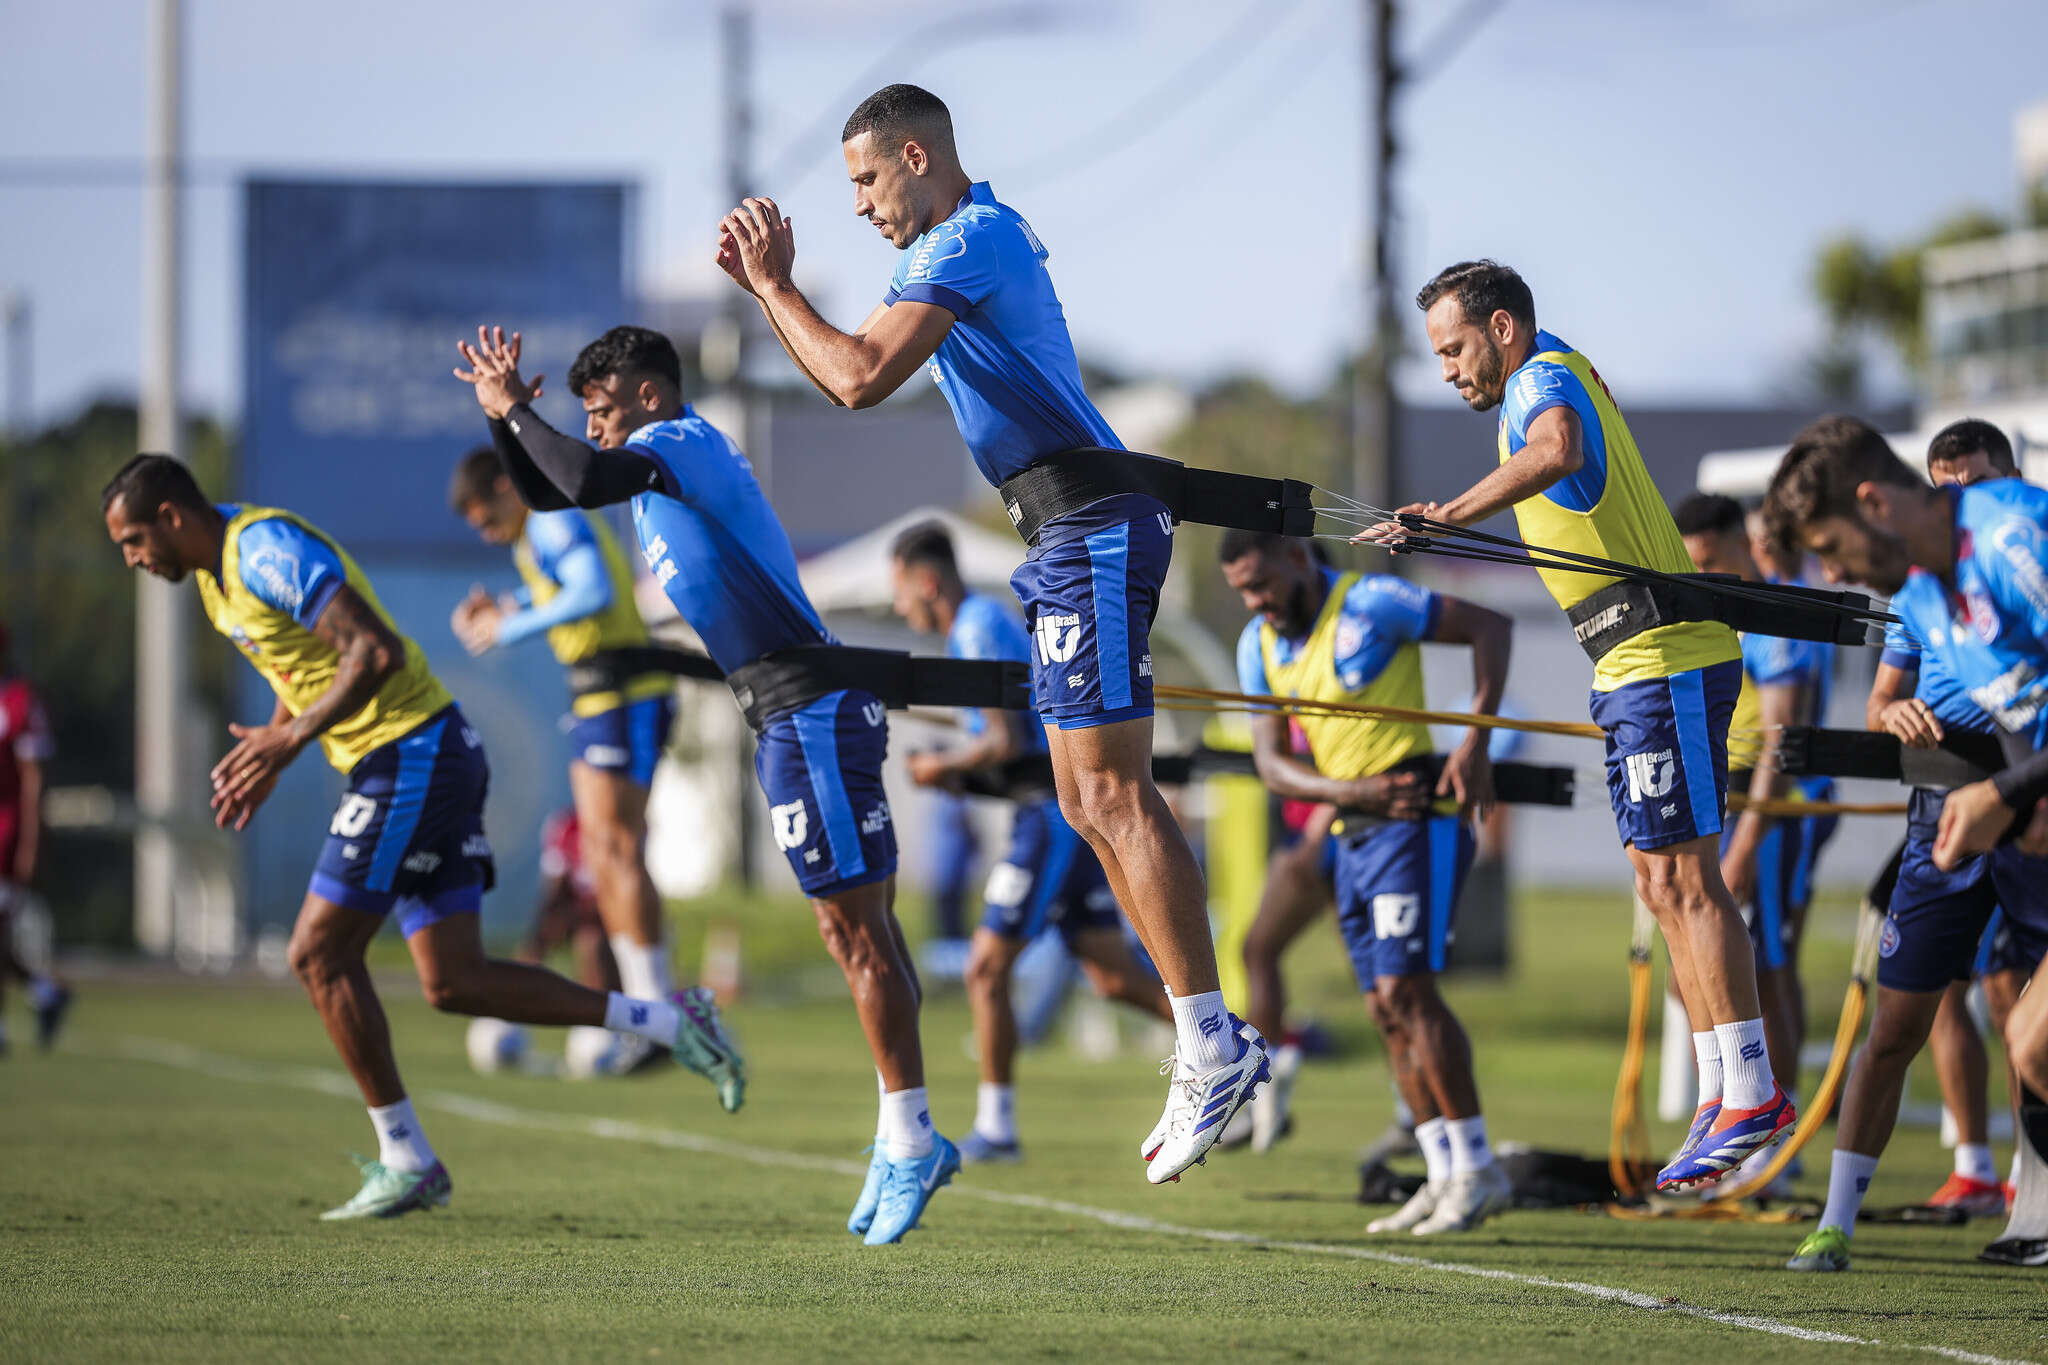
671;987;746;1113
319;1156;452;1221
1786;1225;1851;1272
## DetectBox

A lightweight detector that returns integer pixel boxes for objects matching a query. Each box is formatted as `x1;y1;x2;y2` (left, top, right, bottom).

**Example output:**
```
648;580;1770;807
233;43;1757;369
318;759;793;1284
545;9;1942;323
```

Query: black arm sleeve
496;403;663;510
1992;736;2048;812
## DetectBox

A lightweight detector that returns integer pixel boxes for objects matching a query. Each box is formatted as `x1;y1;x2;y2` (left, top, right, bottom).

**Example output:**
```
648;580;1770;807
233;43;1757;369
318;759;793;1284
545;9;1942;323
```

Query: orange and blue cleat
1656;1086;1796;1193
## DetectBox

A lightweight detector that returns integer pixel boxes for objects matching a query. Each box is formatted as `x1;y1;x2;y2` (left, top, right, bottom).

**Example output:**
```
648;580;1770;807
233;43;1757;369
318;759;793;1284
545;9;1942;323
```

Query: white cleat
1139;1066;1174;1162
1144;1018;1271;1185
1411;1163;1512;1235
1251;1043;1302;1153
1367;1180;1440;1234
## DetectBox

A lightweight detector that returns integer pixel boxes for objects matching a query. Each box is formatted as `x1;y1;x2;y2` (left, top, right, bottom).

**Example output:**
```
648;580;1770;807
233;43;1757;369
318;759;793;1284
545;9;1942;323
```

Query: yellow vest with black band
1497;339;1740;691
513;509;672;718
196;504;452;773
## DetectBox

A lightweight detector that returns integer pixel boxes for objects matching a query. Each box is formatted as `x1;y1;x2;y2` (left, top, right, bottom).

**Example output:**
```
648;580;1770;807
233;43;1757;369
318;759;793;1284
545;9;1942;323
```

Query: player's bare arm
1246;709;1429;818
14;749;41;887
713;207;865;405
1868;662;1943;748
210;587;402;830
720;197;954;410
1358;407;1584;547
1428;596;1511;817
907;706;1028;790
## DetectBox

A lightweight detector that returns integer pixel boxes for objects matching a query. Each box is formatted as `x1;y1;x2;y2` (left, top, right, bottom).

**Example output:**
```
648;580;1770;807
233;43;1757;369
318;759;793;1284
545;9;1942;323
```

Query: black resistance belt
997;447;1317;546
566;646;724;700
1777;725;2009;791
726;647;1030;732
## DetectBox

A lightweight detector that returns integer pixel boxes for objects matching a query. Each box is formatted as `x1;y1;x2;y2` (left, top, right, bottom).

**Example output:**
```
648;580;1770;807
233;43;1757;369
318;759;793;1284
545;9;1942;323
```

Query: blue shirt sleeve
625;426;698;504
1742;631;1816;689
1504;354;1608;513
237;518;348;628
1235;619;1270;697
1335;576;1438;690
1879;615;1922;672
893;217;1001;319
1976;508;2048;652
523;510;597;581
497;543;612;648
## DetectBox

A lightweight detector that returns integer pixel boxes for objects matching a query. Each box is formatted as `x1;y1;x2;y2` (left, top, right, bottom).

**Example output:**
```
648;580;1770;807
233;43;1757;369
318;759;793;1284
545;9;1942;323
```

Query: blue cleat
848;1142;888;1236
958;1131;1022;1164
863;1134;960;1246
1658;1086;1796;1193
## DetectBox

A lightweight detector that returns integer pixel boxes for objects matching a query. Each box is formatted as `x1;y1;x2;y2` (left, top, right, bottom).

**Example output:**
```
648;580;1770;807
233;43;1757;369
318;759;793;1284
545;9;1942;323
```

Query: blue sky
3;0;2045;427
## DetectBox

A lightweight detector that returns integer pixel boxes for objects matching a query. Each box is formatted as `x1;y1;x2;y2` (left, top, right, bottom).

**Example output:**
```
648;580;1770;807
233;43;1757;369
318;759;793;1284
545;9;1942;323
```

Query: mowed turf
3;888;2045;1364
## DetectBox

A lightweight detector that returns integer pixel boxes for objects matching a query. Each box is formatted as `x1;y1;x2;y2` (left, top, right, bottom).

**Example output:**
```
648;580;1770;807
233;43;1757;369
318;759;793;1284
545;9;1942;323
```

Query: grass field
4;886;2045;1364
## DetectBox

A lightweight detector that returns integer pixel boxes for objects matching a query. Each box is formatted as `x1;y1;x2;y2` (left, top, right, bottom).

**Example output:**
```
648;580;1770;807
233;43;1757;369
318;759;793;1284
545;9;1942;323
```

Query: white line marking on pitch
104;1036;2035;1365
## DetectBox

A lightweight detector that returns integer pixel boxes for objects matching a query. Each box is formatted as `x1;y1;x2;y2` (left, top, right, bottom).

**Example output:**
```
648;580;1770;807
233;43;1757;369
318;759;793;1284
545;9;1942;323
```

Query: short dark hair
1218;529;1305;564
448;445;505;513
842;84;953;147
101;453;208;518
1414;259;1536;333
1762;414;1918;548
1926;417;2015;476
1671;492;1746;539
567;325;682;398
890;519;958;577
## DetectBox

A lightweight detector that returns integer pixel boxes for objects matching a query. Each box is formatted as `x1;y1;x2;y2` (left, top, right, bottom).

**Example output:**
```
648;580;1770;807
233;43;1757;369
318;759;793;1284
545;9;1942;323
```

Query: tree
1811;206;2008;379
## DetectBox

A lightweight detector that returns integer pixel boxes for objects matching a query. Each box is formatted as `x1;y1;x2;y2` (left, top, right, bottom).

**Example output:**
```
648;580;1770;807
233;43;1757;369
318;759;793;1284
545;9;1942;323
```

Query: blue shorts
979;799;1121;944
310;706;495;939
1009;498;1173;730
1877;788;2023;992
568;693;674;788
754;689;897;899
1724;811;1807;971
1590;660;1742;853
1332;814;1474;986
1792;777;1839;910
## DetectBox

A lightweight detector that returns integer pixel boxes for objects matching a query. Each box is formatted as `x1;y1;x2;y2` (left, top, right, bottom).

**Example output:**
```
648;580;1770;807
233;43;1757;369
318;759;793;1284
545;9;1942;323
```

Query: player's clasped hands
454;325;544;420
716;197;796;296
1877;696;1944;749
209;721;303;831
451;587;505;657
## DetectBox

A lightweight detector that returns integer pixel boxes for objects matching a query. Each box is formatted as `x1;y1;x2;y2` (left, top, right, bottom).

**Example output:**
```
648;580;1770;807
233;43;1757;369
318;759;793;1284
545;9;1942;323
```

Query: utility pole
2;292;27;439
718;2;760;890
1351;0;1400;516
135;0;190;956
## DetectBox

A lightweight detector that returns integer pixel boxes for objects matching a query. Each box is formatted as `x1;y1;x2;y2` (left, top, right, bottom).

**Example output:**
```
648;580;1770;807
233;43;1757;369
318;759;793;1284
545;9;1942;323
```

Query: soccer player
1675;493;1829;1164
456;322;955;1244
0;621;70;1053
526;806;618;992
101;455;742;1220
1220;531;1514;1233
447;445;678;1068
1762;415;2048;1270
888;520;1171;1162
712;83;1267;1182
1366;261;1793;1191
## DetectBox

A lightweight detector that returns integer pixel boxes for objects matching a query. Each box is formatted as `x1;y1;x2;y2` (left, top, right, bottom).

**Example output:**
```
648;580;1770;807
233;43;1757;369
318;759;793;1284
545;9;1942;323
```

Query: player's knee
1062;766;1143;844
418;965;482;1015
1376;975;1439;1025
287;933;347;992
964;943;1011;998
1864;1005;1931;1068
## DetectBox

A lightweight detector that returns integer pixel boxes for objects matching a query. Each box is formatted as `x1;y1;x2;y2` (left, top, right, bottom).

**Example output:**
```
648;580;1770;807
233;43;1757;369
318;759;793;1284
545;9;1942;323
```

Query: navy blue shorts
754;689;896;899
1332;814;1474;986
1009;500;1173;730
1724;811;1807;971
1878;788;2013;993
979;799;1121;944
1589;660;1742;853
310;706;496;939
1792;777;1839;910
568;693;674;788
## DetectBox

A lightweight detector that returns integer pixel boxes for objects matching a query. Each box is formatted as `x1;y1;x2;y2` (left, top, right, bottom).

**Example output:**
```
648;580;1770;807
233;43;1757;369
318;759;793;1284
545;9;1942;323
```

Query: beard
1464;340;1507;412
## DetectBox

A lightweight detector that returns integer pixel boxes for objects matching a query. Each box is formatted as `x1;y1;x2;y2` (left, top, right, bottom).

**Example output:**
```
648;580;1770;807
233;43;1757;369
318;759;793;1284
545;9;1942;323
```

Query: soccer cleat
1411;1164;1512;1235
1216;1101;1255;1150
1657;1087;1795;1193
1251;1043;1302;1154
1786;1225;1851;1272
1927;1173;2010;1219
847;1143;888;1236
862;1134;960;1246
1367;1181;1439;1234
34;983;72;1051
614;1036;673;1076
319;1156;452;1221
1978;1236;2048;1268
958;1131;1022;1164
1145;1017;1271;1185
669;987;745;1112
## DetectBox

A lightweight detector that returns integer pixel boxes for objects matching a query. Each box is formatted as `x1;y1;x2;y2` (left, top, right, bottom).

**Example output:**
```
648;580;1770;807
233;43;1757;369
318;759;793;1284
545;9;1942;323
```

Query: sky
3;0;2047;429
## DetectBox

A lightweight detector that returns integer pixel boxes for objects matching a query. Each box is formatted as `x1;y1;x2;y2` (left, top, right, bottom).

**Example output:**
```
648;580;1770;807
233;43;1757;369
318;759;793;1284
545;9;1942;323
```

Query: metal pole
135;0;189;956
3;292;27;439
1351;0;1399;515
720;1;760;890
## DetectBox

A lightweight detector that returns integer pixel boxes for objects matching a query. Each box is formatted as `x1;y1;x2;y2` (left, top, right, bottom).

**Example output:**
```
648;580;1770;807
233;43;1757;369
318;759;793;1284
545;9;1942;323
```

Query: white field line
103;1036;2035;1365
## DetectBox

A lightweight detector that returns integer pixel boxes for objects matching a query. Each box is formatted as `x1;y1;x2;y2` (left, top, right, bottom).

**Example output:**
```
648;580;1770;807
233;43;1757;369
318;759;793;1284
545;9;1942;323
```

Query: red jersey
539;808;598;908
0;676;52;882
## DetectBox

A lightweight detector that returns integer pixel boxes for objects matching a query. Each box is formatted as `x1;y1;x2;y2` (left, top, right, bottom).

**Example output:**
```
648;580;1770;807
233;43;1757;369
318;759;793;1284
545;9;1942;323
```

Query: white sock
1416;1116;1452;1187
1819;1149;1879;1235
1445;1115;1494;1174
1956;1141;1998;1184
368;1098;436;1174
1169;989;1235;1069
648;938;676;998
975;1082;1016;1144
874;1071;889;1148
1692;1030;1722;1106
610;935;677;1002
1392;1091;1415;1130
882;1086;934;1160
603;991;678;1045
28;975;62;1010
1714;1018;1774;1110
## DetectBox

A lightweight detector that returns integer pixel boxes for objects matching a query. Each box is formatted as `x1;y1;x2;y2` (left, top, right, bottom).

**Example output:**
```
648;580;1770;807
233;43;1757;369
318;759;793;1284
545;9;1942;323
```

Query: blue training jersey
1235;568;1440;696
624;407;833;672
1881;616;1998;735
947;591;1046;751
1888;480;2048;745
885;181;1121;488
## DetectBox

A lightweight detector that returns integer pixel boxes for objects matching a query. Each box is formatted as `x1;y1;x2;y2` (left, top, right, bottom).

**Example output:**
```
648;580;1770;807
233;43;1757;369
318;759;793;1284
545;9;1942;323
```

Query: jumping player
0;622;69;1052
457;323;954;1244
102;455;742;1219
1220;531;1514;1234
1365;261;1793;1192
712;83;1267;1182
889;519;1171;1162
447;446;678;1067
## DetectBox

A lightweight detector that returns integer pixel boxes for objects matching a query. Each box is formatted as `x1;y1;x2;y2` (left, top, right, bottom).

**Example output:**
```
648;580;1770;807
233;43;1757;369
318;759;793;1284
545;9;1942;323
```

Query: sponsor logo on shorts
342;844;361;860
803;848;821;865
1372;892;1421;940
402;850;442;875
1879;916;1900;958
462;834;492;858
860;804;892;836
984;862;1032;909
862;701;885;727
330;793;377;838
771;800;808;850
1067;673;1086;689
1660;802;1678;819
1156;513;1174;537
1138;654;1153;679
1035;611;1082;665
1623;749;1677;803
583;744;630;768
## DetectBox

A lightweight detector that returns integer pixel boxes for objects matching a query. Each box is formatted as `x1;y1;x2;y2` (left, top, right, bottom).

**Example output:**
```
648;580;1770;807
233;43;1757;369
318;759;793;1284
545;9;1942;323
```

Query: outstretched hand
1354;501;1440;549
716;197;796;296
454;325;545;420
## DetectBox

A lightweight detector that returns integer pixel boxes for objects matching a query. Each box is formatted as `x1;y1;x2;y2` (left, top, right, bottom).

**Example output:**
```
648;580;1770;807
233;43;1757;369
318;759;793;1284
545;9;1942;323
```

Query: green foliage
1811;207;2010;379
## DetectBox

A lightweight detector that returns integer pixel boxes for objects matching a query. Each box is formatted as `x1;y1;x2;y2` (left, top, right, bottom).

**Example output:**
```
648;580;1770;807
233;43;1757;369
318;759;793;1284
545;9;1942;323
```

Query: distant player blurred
102;456;742;1220
0;621;70;1053
525;807;618;993
889;520;1170;1162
